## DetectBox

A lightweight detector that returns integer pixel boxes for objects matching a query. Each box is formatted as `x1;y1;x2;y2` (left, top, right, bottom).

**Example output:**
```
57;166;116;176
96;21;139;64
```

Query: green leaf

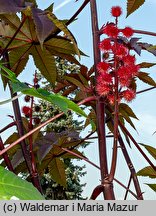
120;110;137;131
9;45;31;76
50;51;80;65
0;64;87;119
48;14;80;58
49;158;66;188
0;14;30;41
0;166;44;200
137;166;156;179
45;37;78;55
85;109;97;129
126;0;145;17
139;143;156;160
119;103;138;119
139;62;156;68
146;184;156;192
31;45;57;84
0;93;23;105
4;132;19;145
62;149;85;159
64;76;85;91
138;72;156;86
45;3;54;12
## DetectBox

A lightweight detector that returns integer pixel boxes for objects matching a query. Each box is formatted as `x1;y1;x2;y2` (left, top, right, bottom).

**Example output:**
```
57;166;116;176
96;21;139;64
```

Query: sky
0;0;156;199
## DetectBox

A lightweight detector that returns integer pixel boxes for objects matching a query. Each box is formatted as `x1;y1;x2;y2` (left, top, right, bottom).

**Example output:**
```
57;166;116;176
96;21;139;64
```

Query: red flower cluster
97;6;138;104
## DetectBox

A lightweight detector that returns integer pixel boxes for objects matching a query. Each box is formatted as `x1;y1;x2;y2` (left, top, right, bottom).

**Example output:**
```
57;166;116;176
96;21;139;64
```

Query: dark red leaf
32;8;56;45
0;0;25;14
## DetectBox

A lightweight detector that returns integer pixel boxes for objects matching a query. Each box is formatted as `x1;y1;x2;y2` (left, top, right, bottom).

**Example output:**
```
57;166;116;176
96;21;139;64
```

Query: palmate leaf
9;44;31;76
119;103;138;119
32;8;56;47
139;143;156;160
0;14;29;41
45;37;78;55
146;184;156;192
0;64;87;119
138;72;156;86
126;0;145;17
35;130;81;161
45;37;81;65
62;149;85;159
48;14;80;58
139;42;156;56
137;166;156;179
139;62;156;68
49;158;66;188
0;0;25;14
0;166;44;200
31;45;57;84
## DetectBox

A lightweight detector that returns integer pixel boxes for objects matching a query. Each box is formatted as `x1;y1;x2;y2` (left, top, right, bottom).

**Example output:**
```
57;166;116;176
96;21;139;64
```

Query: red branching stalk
90;0;116;200
124;175;132;200
28;72;38;176
3;53;42;193
0;96;96;156
0;136;14;172
0;121;16;133
118;135;143;199
119;123;156;172
109;17;119;182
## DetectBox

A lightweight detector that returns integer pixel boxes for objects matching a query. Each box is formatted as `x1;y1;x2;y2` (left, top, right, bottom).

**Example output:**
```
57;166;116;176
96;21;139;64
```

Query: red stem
0;96;96;156
137;87;156;94
90;0;115;200
109;17;119;182
0;136;14;172
119;123;156;172
0;121;16;133
124;174;132;200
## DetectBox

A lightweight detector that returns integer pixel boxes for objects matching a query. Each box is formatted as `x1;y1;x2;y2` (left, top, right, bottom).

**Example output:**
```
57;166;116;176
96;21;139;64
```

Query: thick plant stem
118;135;143;200
109;17;119;182
0;137;14;172
90;0;115;199
3;53;42;193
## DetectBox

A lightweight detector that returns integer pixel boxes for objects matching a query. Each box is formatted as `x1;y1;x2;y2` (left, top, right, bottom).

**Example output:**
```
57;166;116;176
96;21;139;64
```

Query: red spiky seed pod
111;6;122;17
122;27;134;38
122;89;136;102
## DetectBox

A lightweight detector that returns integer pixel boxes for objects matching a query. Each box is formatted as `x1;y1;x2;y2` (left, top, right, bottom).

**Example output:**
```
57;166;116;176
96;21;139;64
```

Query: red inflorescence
96;83;111;96
122;27;134;38
103;24;119;38
97;62;110;73
122;89;136;102
22;106;32;116
96;6;138;105
111;6;122;17
99;38;112;51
